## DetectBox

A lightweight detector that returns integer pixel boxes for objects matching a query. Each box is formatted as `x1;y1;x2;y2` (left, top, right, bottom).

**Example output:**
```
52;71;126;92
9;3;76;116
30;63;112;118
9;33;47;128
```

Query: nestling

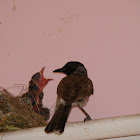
22;67;53;121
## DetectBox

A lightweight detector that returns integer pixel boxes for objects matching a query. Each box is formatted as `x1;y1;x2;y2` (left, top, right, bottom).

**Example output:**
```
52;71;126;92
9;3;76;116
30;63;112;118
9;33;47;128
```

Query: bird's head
53;61;87;75
31;67;53;91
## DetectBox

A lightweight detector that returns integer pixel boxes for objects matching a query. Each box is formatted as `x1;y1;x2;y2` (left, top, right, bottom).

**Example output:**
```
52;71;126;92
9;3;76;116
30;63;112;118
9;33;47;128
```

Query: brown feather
57;73;93;105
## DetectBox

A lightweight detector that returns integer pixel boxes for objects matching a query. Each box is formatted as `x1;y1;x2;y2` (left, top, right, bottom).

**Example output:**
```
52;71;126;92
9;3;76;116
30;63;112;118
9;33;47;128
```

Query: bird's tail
45;103;72;134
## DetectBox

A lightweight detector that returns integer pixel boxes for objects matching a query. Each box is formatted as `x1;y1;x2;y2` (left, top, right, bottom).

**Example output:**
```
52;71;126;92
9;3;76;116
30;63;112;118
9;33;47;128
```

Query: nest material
0;87;47;132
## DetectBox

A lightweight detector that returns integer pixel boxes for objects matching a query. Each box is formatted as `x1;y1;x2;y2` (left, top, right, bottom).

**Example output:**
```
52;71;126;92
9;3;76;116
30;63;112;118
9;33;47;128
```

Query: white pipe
0;114;140;140
111;135;140;140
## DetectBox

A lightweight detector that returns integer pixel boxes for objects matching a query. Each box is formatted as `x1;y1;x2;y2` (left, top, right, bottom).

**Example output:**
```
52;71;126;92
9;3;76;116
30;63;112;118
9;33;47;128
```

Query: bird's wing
57;74;93;104
73;76;93;102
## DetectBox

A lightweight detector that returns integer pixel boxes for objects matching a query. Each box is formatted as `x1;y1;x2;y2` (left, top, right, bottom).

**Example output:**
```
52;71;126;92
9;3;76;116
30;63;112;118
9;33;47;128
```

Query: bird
45;61;93;134
22;67;53;120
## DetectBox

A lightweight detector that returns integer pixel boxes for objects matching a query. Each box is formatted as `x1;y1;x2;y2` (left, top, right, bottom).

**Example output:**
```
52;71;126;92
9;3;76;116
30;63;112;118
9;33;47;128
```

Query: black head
53;61;87;75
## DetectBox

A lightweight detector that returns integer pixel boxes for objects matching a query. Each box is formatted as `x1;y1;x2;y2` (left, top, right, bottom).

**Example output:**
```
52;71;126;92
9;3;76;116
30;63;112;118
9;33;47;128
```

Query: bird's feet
84;116;92;122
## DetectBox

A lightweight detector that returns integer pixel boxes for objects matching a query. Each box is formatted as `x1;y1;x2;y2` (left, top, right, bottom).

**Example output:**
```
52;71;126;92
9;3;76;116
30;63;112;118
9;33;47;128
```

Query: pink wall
0;0;140;122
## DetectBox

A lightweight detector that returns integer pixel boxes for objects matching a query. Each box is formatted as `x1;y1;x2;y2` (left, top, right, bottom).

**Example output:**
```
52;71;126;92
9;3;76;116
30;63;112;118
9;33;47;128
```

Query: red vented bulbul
45;61;94;134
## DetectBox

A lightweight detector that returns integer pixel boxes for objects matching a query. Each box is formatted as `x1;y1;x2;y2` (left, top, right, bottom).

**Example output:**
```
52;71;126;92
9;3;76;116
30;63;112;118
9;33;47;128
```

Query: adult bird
45;61;94;134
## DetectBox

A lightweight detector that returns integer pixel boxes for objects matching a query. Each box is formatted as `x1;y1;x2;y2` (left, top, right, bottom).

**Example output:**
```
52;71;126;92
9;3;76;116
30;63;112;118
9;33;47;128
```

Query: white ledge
0;114;140;140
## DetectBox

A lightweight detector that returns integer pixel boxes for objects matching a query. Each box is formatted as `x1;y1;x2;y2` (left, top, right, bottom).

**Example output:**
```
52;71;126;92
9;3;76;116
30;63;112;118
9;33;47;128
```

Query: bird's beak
53;68;64;73
47;78;53;81
40;67;53;81
40;67;45;77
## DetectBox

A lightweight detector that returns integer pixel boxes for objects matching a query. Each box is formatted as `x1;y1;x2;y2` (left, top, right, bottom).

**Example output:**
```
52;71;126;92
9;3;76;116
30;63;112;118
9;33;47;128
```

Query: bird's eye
36;74;39;78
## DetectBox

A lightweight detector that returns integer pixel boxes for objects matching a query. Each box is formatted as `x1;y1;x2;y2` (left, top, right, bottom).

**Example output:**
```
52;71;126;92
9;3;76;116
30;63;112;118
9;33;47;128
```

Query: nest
0;87;47;132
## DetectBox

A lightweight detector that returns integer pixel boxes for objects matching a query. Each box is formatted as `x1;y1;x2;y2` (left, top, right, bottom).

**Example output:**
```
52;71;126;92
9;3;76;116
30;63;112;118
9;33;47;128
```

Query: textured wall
0;0;140;122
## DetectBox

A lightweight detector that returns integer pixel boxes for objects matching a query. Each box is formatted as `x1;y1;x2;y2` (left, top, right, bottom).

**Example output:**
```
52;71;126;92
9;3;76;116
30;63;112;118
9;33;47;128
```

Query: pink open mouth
40;67;53;81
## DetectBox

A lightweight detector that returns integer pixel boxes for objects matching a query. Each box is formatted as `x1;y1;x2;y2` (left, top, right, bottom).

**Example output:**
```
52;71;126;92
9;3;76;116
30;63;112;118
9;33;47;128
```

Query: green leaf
4;125;21;130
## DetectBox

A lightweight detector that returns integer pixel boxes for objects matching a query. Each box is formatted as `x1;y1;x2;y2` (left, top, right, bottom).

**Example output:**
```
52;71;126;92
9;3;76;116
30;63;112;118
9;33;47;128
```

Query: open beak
47;78;53;81
40;67;53;81
40;67;45;77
